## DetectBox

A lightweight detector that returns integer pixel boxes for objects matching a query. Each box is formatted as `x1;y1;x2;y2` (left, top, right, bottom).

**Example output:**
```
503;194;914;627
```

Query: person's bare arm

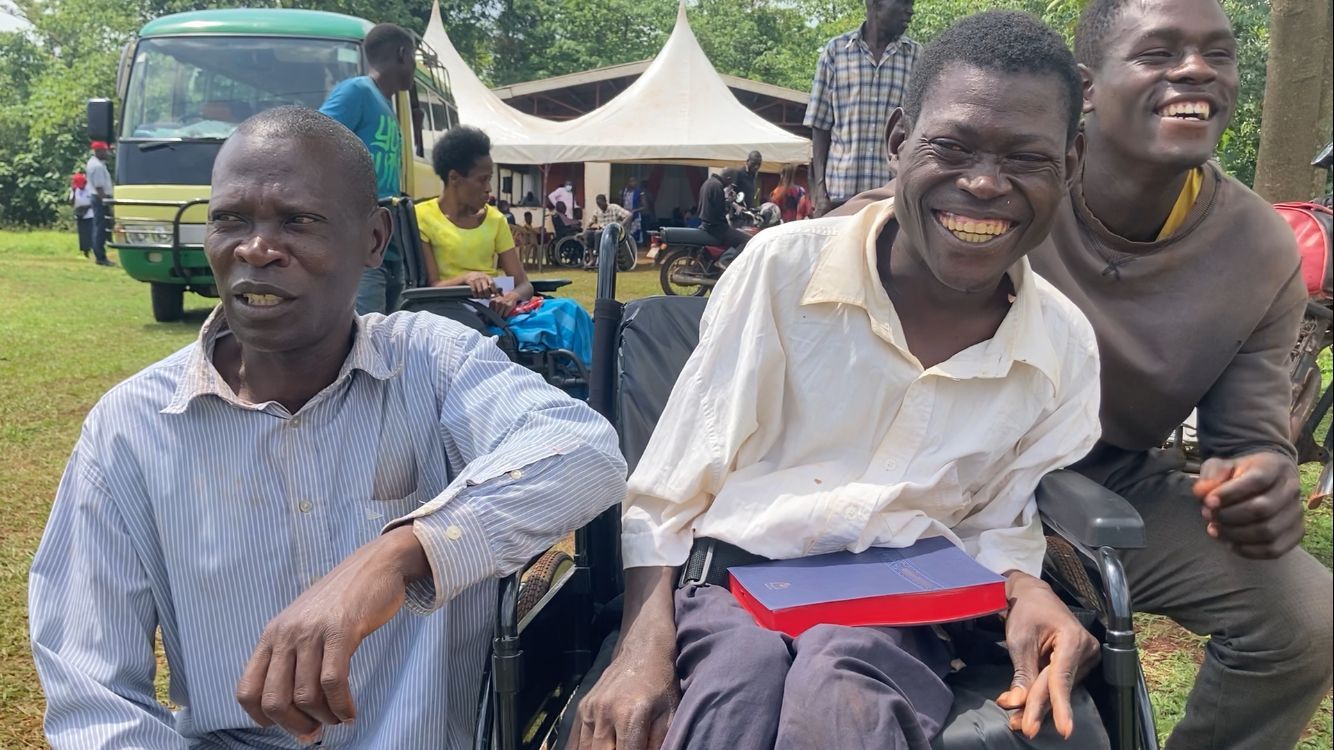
811;128;832;216
566;566;679;750
421;238;441;285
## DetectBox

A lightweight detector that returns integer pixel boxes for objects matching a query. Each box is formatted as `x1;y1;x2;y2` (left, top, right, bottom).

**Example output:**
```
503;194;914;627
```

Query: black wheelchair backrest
616;296;708;472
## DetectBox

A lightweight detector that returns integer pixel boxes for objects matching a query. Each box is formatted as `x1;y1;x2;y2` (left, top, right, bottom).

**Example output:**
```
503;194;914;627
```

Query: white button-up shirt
622;199;1101;577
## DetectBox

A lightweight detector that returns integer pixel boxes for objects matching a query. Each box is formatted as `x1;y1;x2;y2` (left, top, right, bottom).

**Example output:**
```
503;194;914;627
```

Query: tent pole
540;164;549;273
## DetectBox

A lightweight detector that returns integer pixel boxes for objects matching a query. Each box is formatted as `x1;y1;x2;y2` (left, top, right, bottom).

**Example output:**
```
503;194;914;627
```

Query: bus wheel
151;283;185;322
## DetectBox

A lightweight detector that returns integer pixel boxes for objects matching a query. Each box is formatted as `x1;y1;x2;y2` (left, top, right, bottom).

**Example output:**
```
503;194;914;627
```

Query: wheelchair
385;197;590;394
475;225;1159;750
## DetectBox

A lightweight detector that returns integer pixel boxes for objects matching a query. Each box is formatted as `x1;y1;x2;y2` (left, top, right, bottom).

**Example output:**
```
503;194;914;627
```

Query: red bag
1274;201;1332;299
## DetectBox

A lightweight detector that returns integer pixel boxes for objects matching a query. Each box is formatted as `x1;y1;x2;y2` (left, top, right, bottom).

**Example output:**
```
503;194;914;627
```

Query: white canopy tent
423;1;811;167
422;1;568;165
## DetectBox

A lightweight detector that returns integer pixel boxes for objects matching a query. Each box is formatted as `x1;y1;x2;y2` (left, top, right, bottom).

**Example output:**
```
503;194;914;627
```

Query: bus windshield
121;36;362;140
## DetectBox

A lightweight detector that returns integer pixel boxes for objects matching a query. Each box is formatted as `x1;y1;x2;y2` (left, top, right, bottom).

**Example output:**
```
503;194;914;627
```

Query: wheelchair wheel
517;549;573;621
616;235;638;272
555;236;585;268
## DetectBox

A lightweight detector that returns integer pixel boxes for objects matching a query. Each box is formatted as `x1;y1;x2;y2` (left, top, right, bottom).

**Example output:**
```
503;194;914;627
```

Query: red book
727;537;1007;637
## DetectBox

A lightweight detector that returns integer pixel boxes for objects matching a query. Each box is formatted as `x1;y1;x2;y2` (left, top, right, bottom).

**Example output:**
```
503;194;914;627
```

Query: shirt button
445;525;463;540
509;469;523;480
298;500;313;513
288;417;301;428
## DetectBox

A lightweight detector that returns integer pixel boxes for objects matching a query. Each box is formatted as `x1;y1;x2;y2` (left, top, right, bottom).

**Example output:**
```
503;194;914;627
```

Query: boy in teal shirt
320;23;415;314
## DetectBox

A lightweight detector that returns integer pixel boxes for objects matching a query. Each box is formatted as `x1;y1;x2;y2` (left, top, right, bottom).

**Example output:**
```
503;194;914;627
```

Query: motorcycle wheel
659;247;710;297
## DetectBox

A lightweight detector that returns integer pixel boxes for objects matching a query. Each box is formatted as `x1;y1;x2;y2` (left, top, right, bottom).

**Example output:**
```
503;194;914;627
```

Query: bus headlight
113;221;173;247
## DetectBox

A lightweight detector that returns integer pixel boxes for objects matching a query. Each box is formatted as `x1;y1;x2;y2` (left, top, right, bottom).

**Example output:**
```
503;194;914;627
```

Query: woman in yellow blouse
418;126;533;316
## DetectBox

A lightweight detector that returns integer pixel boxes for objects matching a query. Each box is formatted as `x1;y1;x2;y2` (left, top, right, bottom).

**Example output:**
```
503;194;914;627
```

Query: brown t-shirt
831;164;1306;477
1028;162;1305;474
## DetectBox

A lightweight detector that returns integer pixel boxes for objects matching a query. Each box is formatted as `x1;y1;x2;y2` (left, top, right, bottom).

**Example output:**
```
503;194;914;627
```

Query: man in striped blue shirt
28;107;627;750
804;0;919;216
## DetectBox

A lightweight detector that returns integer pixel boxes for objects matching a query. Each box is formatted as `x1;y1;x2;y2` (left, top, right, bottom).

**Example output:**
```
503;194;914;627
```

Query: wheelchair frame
477;224;1159;750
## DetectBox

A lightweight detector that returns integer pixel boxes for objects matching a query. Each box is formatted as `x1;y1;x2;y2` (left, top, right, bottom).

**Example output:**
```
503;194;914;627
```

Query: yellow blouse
415;201;515;280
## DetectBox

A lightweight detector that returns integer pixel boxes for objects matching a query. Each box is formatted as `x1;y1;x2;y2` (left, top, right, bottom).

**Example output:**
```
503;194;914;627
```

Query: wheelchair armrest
532;279;572;294
1037;470;1146;551
400;285;474;302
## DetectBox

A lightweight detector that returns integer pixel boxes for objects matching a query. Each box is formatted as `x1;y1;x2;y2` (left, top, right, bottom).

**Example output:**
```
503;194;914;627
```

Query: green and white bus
88;8;456;321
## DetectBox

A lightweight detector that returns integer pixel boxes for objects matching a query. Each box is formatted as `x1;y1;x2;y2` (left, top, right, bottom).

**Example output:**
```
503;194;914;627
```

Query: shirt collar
162;307;400;415
801;198;1062;388
847;25;908;57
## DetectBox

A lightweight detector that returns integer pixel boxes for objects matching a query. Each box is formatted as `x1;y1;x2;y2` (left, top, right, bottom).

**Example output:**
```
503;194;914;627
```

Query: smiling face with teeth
888;64;1081;295
1082;0;1238;169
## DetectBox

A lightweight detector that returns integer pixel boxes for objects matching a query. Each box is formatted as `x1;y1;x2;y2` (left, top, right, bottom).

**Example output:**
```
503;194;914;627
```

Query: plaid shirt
804;27;919;202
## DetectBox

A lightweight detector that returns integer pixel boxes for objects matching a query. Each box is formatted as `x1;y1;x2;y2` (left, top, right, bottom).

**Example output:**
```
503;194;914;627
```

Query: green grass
0;229;1329;747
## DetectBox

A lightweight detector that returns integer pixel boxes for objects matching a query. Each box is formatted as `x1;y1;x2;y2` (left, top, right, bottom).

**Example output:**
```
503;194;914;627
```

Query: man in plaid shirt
805;0;918;216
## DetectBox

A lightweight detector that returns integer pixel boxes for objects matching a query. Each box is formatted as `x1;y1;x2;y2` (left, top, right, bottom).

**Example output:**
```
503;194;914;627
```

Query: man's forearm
615;566;678;655
811;128;831;202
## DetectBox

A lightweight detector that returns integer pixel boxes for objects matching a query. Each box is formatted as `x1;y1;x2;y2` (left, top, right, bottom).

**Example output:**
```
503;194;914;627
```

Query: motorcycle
1283;143;1333;501
657;197;782;296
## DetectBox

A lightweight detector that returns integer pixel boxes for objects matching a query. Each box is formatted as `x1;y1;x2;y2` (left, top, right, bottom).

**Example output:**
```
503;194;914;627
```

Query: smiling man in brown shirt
834;1;1333;746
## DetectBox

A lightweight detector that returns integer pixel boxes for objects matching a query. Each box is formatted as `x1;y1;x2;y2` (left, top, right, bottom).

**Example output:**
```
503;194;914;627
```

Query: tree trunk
1253;0;1333;202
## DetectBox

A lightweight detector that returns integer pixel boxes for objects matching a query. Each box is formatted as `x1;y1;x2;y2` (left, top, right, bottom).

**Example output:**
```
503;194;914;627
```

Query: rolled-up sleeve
387;330;626;612
30;438;187;749
953;321;1103;577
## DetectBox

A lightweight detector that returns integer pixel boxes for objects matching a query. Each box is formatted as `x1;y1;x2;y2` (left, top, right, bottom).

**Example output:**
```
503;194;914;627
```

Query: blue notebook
727;537;1007;636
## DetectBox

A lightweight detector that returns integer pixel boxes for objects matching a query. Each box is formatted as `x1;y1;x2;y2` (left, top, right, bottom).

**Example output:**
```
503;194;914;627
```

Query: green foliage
0;0;1278;226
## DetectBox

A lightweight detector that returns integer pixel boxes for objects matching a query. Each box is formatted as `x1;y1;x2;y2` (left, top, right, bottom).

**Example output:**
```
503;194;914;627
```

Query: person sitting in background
769;164;811;223
497;199;516;225
551;202;580;239
699;169;750;269
584;194;633;252
69;173;94;258
418;127;595;364
684;207;702;228
514;210;540;259
416;127;532;317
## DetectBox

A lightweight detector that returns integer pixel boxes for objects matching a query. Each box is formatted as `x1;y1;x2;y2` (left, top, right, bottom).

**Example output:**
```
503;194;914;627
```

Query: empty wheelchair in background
475;224;1159;750
386;197;589;395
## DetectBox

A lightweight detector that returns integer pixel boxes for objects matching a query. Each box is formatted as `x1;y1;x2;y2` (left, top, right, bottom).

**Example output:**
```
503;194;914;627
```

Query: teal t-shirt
320;76;402;200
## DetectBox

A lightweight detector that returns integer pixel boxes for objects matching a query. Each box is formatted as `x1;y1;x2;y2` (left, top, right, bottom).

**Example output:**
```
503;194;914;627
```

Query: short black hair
226;106;376;210
365;24;415;67
1074;0;1227;69
432;126;491;182
904;10;1082;143
596;193;607;202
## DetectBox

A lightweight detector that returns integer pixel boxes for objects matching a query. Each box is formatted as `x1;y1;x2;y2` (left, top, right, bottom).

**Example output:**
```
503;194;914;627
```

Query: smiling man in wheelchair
570;13;1107;750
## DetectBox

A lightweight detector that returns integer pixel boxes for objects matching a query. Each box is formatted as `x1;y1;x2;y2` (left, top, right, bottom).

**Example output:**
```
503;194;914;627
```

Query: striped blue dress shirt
29;309;627;749
804;26;920;203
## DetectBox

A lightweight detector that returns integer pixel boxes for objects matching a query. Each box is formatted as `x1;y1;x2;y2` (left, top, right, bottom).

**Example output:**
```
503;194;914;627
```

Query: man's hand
236;526;429;743
565;640;679;750
996;572;1100;740
1194;451;1304;559
813;188;833;218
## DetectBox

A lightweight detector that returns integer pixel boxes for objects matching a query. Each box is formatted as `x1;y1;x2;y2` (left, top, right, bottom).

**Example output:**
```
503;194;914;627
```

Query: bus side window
409;84;426;158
